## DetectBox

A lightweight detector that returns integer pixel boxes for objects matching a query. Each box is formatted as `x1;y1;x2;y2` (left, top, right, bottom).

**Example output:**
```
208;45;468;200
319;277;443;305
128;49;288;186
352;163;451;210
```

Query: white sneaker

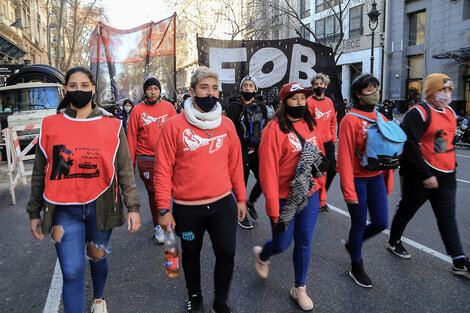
153;225;164;244
253;246;269;278
90;298;108;313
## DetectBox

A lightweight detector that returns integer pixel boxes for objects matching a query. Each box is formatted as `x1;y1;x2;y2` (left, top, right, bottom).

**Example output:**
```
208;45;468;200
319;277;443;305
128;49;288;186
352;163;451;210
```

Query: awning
432;47;470;63
0;34;26;60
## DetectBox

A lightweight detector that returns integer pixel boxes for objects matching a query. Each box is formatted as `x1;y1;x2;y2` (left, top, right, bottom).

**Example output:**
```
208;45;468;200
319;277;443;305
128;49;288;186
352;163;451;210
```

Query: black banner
197;37;342;107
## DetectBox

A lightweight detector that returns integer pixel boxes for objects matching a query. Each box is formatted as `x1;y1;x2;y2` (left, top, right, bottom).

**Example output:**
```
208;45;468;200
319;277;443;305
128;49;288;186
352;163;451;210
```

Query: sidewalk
0;159;33;203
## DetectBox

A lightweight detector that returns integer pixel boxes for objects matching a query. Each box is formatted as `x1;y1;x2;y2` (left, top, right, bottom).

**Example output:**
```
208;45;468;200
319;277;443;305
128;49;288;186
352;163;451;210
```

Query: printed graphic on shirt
315;108;331;121
50;144;100;180
141;112;168;126
143;172;150;179
182;128;227;153
288;133;318;152
361;120;370;138
434;129;454;154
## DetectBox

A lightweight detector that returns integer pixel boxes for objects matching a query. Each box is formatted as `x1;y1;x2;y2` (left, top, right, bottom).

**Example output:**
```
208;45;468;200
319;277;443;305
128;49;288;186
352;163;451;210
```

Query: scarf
184;97;222;130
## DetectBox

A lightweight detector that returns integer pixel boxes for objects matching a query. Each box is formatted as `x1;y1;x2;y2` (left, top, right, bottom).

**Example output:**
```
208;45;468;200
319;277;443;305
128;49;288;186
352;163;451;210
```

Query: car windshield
0;87;62;112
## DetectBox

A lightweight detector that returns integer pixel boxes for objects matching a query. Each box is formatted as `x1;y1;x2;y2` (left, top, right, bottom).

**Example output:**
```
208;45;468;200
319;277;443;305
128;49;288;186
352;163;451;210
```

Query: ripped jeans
52;202;112;313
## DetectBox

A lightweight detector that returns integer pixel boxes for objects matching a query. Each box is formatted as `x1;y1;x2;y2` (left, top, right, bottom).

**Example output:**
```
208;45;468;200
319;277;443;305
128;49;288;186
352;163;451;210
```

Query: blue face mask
194;96;219;112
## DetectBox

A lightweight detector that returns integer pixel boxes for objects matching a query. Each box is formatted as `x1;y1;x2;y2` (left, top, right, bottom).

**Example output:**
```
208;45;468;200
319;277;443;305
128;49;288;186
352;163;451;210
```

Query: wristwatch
158;209;170;216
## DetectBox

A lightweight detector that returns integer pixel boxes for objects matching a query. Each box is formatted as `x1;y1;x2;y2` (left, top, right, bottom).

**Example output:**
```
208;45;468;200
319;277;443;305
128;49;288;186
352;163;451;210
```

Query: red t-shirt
337;108;393;202
127;100;176;166
258;118;325;220
154;114;246;210
307;96;337;144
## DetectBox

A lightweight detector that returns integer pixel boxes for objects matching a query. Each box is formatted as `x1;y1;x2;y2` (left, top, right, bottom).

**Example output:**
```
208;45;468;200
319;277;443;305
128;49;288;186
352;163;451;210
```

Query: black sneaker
319;204;329;212
349;260;372;288
238;216;253;229
452;257;470;279
387;240;411;259
212;299;232;313
246;201;259;221
187;295;204;313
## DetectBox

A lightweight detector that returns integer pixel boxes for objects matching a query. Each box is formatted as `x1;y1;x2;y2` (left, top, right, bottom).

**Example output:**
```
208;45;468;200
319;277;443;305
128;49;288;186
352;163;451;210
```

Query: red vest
40;113;121;204
414;104;456;172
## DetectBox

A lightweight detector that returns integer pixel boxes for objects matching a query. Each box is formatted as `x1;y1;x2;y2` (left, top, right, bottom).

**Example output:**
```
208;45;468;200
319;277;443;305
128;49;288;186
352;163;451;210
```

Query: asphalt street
1;147;470;313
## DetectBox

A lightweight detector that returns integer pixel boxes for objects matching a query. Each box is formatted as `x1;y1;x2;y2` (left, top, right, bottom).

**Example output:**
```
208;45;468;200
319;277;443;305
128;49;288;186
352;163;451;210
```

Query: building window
316;0;342;14
409;10;426;46
300;23;310;40
349;5;363;39
406;55;424;107
350;62;362;83
300;0;310;18
315;15;340;45
464;0;470;20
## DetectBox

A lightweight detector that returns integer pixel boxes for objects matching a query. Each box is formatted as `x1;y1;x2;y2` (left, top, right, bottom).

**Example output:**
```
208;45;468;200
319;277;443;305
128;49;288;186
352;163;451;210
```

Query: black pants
242;146;262;204
173;194;238;302
323;140;337;191
389;174;464;258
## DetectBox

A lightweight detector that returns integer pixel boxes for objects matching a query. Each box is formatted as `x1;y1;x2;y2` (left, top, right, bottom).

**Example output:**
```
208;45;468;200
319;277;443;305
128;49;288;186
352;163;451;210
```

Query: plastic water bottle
164;226;180;277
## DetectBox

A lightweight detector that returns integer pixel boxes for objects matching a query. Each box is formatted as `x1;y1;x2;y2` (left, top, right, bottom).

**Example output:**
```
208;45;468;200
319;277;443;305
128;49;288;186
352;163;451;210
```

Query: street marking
327;204;452;264
457;178;470;184
456;154;470;159
43;258;62;313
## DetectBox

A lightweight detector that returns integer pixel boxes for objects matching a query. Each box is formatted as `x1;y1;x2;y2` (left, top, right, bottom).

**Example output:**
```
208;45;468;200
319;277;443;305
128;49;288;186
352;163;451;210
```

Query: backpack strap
348;111;377;123
415;102;432;130
291;126;306;144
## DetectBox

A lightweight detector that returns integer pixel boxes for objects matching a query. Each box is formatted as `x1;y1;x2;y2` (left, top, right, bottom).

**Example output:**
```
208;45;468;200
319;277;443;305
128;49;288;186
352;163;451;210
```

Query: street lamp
367;1;381;75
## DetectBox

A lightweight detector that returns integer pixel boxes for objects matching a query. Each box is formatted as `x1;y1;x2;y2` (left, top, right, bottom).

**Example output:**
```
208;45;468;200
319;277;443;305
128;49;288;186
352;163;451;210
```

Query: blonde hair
190;66;219;89
311;73;330;86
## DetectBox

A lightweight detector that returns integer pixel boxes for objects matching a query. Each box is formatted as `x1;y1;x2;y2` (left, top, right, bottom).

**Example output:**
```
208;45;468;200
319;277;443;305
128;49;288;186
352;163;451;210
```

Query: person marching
307;73;337;211
387;73;470;278
155;66;246;313
226;75;269;229
253;82;326;311
27;67;141;313
337;74;394;288
127;76;176;243
116;99;134;134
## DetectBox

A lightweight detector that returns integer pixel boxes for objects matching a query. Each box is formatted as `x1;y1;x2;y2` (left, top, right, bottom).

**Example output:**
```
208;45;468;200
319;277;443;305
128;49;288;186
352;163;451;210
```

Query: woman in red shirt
337;74;393;288
156;66;246;313
253;82;325;311
126;76;176;243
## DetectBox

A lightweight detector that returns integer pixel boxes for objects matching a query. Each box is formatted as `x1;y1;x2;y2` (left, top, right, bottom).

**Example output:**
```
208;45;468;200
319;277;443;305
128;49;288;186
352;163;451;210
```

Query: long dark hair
350;74;379;106
57;66;96;113
276;94;315;134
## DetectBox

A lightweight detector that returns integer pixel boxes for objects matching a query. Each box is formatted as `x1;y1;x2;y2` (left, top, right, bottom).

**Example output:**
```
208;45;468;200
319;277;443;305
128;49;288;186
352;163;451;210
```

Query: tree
46;0;108;71
251;0;353;64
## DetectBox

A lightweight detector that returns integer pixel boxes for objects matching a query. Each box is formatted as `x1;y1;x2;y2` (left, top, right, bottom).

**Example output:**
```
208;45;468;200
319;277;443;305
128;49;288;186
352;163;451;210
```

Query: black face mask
286;105;306;119
67;90;93;108
313;87;326;96
241;91;256;101
194;96;219;112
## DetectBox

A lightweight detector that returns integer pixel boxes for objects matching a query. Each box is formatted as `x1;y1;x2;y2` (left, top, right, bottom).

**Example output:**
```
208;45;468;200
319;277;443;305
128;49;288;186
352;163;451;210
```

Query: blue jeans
52;202;112;313
346;174;388;262
259;192;319;287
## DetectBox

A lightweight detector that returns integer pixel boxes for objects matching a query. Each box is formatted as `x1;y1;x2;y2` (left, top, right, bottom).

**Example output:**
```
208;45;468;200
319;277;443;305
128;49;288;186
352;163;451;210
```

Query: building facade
383;0;470;115
300;0;385;101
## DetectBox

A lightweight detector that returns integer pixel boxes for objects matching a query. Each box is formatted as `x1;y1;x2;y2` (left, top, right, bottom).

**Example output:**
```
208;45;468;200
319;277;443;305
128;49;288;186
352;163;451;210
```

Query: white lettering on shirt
141;113;168;126
182;128;227;153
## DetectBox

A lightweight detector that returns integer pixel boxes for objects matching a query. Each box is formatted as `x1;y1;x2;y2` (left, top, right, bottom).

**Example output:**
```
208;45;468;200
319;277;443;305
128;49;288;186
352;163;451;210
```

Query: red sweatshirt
154;113;246;210
307;96;337;144
337;108;393;203
259;119;325;220
127;100;176;166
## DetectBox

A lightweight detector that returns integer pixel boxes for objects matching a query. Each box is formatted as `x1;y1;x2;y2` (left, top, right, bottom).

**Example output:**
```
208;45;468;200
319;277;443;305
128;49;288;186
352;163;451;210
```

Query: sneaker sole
349;271;372;288
237;221;253;229
452;268;470;279
386;242;411;259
